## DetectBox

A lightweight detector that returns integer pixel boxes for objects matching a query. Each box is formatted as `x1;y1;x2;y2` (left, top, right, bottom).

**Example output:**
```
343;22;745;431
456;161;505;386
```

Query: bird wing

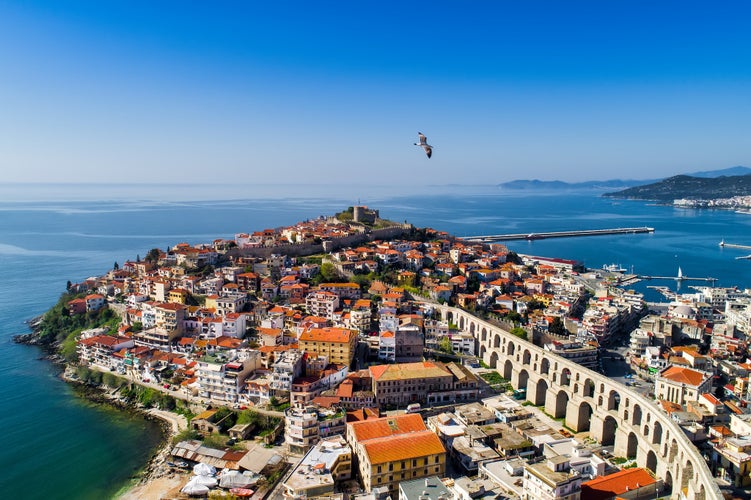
423;145;432;158
417;132;427;145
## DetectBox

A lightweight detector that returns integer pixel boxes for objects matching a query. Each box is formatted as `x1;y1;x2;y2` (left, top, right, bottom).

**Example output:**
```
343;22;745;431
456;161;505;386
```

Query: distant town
47;206;751;500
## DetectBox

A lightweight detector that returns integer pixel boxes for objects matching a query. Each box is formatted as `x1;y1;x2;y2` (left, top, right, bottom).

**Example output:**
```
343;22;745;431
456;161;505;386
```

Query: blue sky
1;1;750;185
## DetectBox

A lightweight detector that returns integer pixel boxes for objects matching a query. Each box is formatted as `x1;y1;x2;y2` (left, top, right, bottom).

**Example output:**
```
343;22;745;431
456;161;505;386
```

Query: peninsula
22;205;743;500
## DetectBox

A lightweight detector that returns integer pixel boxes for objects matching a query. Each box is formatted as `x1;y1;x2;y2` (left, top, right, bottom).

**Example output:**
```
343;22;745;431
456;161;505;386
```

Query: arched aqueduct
436;305;721;500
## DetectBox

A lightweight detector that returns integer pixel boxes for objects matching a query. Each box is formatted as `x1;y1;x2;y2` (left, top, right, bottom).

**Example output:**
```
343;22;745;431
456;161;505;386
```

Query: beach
117;409;191;500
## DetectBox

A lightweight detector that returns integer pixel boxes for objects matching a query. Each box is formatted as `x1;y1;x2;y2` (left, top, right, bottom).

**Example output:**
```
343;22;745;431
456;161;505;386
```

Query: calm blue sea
0;183;749;498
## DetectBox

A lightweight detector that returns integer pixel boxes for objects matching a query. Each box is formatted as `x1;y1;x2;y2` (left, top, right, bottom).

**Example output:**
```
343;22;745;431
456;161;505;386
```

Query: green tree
145;248;161;263
510;327;528;341
319;262;341;282
438;336;454;354
549;317;567;335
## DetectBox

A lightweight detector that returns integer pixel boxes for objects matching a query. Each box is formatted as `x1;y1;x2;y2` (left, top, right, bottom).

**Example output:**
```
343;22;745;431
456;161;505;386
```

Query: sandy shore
117;409;192;500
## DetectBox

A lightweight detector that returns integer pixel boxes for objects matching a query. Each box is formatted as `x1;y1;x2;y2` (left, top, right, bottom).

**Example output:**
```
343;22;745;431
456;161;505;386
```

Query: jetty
638;267;717;284
461;226;654;242
719;239;751;250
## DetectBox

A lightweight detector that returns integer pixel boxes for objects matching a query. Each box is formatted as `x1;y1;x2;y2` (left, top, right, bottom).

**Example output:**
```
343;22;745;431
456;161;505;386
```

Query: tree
145;248;161;263
510;327;528;340
113;261;119;270
319;262;341;282
549;317;567;335
438;336;454;354
506;252;523;265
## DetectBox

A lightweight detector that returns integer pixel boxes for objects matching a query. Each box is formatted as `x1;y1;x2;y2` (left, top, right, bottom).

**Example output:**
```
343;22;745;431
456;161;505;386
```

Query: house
298;327;358;366
346;413;446;495
580;467;660;499
282;436;353;499
655;365;713;406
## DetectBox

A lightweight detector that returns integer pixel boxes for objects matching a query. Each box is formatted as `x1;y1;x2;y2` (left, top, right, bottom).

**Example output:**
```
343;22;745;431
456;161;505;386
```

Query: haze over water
1;183;749;498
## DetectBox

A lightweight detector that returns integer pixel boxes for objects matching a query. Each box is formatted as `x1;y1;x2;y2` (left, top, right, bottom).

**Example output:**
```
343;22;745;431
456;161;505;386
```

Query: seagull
414;132;433;158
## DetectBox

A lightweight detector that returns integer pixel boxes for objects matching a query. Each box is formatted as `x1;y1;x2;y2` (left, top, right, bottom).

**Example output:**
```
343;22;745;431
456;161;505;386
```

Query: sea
0;182;749;499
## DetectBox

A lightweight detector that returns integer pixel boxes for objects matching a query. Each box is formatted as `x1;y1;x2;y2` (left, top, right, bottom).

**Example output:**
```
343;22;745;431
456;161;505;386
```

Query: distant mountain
498;166;751;192
687;165;751;178
603;173;751;201
498;179;651;190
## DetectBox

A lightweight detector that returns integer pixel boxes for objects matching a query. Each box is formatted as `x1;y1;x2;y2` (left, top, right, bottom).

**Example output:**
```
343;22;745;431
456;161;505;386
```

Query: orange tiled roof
349;413;426;442
362;430;445;464
299;327;356;344
660;365;707;386
581;468;656;499
369;361;450;382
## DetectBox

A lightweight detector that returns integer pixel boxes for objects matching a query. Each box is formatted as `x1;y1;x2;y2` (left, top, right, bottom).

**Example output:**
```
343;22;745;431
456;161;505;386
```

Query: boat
602;263;627;273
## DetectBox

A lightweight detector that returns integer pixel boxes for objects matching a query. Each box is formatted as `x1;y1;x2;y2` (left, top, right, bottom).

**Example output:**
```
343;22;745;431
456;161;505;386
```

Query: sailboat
677;267;684;281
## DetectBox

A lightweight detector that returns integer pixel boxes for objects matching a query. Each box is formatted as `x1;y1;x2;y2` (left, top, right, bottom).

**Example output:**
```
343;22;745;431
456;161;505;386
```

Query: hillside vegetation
603;174;751;201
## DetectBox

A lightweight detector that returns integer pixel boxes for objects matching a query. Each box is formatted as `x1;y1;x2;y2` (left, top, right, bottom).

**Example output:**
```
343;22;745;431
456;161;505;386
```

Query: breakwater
461;226;654;242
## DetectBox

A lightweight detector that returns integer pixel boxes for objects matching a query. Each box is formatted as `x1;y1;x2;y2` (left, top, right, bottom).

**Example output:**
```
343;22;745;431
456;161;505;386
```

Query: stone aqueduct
436;305;721;500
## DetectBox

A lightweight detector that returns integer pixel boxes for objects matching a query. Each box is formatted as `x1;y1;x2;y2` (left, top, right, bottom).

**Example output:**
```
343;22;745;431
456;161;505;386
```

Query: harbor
462;226;655;242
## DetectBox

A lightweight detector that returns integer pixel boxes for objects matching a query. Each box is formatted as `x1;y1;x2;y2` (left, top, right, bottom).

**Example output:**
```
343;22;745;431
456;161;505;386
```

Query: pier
719;240;751;250
461;226;654;242
638;267;717;284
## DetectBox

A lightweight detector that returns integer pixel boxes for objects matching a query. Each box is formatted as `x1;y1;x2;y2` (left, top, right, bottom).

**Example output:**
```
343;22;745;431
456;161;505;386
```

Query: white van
406;403;421;413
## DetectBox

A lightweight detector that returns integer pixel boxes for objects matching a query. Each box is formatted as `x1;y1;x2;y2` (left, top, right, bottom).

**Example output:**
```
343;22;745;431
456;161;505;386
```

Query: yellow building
298;327;358;366
347;413;446;495
168;288;189;305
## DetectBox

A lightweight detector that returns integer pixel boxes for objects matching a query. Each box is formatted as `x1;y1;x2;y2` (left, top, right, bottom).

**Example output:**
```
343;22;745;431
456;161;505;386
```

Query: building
655;365;713;406
544;340;599;370
580;467;660;500
285;405;347;455
77;335;135;370
196;356;258;404
271;349;305;394
399;476;451;500
306;291;340;320
522;457;581;500
299;327;358;366
282;435;353;499
370;361;453;407
346;413;446;496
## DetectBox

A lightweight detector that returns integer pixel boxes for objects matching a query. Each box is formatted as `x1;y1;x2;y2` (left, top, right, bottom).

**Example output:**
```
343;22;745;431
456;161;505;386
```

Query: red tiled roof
659;365;706;386
362;431;445;464
349;413;426;442
581;468;656;500
299;327;356;344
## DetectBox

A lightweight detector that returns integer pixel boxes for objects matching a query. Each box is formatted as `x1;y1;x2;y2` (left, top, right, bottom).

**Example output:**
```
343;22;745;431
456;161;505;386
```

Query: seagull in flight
414;132;433;158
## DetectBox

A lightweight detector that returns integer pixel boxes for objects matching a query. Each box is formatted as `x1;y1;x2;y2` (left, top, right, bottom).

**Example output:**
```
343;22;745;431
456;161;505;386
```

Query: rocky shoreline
13;324;188;499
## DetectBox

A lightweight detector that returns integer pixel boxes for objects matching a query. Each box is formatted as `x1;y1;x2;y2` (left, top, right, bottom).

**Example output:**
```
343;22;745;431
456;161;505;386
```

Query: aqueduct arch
435;304;721;500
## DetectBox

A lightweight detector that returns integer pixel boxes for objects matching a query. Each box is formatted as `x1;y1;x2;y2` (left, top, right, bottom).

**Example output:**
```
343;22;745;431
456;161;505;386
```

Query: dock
638;275;717;283
719;240;751;250
461;226;654;242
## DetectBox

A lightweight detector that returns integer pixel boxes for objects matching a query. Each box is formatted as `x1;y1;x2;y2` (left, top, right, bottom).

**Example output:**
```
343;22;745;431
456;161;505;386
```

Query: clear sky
1;1;750;185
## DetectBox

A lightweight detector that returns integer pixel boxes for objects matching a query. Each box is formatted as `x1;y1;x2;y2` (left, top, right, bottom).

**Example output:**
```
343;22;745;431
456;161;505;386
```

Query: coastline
60;365;191;500
115;408;190;500
14;325;193;500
